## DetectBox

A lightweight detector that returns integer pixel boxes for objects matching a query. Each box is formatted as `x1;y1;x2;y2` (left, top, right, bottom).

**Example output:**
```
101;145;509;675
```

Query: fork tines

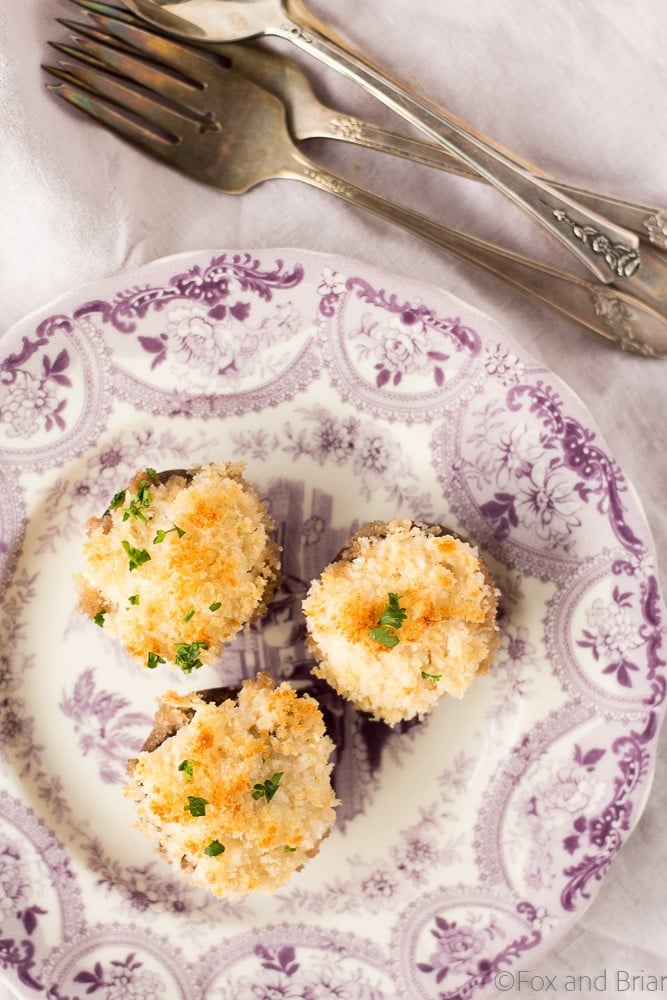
43;5;218;150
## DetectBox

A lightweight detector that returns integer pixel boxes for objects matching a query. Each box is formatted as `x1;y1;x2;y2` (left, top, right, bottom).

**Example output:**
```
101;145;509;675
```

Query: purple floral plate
0;249;664;1000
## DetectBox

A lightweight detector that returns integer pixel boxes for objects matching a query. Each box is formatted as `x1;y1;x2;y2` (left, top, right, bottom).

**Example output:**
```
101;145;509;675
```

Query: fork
42;17;667;357
119;0;650;288
68;0;667;250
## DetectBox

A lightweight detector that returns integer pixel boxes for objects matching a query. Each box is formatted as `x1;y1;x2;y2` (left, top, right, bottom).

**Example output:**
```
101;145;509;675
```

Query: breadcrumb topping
303;520;499;724
125;674;338;897
76;463;280;670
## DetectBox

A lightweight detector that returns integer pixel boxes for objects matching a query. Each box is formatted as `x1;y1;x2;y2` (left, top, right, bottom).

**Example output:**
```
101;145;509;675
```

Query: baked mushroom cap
126;673;338;898
302;519;500;725
76;462;280;671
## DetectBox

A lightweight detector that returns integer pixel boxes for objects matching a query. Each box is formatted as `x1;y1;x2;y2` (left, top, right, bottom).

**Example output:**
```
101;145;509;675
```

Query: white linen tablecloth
2;0;666;995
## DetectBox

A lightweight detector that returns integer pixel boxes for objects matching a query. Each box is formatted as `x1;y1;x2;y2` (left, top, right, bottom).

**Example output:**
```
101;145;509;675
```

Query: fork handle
312;114;667;251
285;151;667;357
277;1;640;286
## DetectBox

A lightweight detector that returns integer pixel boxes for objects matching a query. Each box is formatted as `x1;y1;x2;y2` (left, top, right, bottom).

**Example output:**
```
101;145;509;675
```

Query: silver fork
68;0;667;250
119;0;650;288
42;16;667;357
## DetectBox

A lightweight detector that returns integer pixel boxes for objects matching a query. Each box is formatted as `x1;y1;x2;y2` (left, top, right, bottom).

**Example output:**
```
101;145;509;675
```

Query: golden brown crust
303;518;500;724
76;462;281;669
125;675;338;898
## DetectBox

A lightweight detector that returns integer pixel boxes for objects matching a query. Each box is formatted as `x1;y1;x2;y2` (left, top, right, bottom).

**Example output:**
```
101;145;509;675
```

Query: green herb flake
174;640;209;674
121;539;152;571
153;524;186;545
283;845;297;853
421;670;442;681
209;601;222;612
108;489;127;510
370;592;407;648
178;759;196;782
184;795;209;817
93;609;107;628
183;608;195;623
121;476;154;524
128;594;140;605
146;651;166;669
252;771;284;802
379;592;407;629
369;626;400;648
204;839;225;857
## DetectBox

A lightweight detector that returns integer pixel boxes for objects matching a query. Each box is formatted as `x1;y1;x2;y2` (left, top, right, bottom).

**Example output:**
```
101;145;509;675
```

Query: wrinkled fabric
1;0;666;993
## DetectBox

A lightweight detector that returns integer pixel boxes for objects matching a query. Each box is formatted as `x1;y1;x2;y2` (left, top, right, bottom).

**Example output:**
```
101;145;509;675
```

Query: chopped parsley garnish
93;609;107;627
370;592;407;648
153;524;186;544
369;627;400;648
183;608;195;623
379;592;408;629
174;640;209;674
128;594;140;605
184;795;209;817
209;601;222;612
146;651;166;669
283;845;297;853
121;539;151;571
252;771;284;802
178;759;196;782
204;839;225;856
421;670;442;681
122;477;153;524
108;489;127;510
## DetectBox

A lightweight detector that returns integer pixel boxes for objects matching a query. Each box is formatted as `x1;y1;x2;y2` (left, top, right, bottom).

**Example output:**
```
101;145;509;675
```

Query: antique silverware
43;17;667;356
116;0;646;286
69;0;667;250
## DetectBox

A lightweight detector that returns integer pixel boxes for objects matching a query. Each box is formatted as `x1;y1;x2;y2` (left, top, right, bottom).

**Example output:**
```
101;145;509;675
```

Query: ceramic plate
0;249;664;1000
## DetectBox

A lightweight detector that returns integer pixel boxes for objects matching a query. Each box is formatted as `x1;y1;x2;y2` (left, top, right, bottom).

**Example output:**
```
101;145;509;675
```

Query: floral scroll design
208;942;386;1000
317;268;480;389
73;254;306;389
559;715;656;912
476;381;644;555
50;952;166;1000
416;902;543;1000
0;316;73;441
76;254;305;335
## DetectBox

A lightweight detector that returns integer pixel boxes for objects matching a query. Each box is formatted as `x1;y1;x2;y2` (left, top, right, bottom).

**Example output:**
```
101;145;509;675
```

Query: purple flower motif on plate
210;946;385;1000
279;404;432;511
514;458;582;545
486;622;540;725
417;914;502;987
482;344;526;385
0;841;31;916
59;669;153;784
73;953;166;1000
350;309;449;389
509;748;606;891
577;587;644;688
0;362;68;440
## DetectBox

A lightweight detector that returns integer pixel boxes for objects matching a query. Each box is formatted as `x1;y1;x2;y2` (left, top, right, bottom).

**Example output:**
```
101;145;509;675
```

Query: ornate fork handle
277;0;639;285
320;116;667;251
287;153;666;357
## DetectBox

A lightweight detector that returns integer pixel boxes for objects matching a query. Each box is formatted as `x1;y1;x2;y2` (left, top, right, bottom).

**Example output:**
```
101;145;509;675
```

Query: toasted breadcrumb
125;674;338;897
302;519;499;725
76;463;280;671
